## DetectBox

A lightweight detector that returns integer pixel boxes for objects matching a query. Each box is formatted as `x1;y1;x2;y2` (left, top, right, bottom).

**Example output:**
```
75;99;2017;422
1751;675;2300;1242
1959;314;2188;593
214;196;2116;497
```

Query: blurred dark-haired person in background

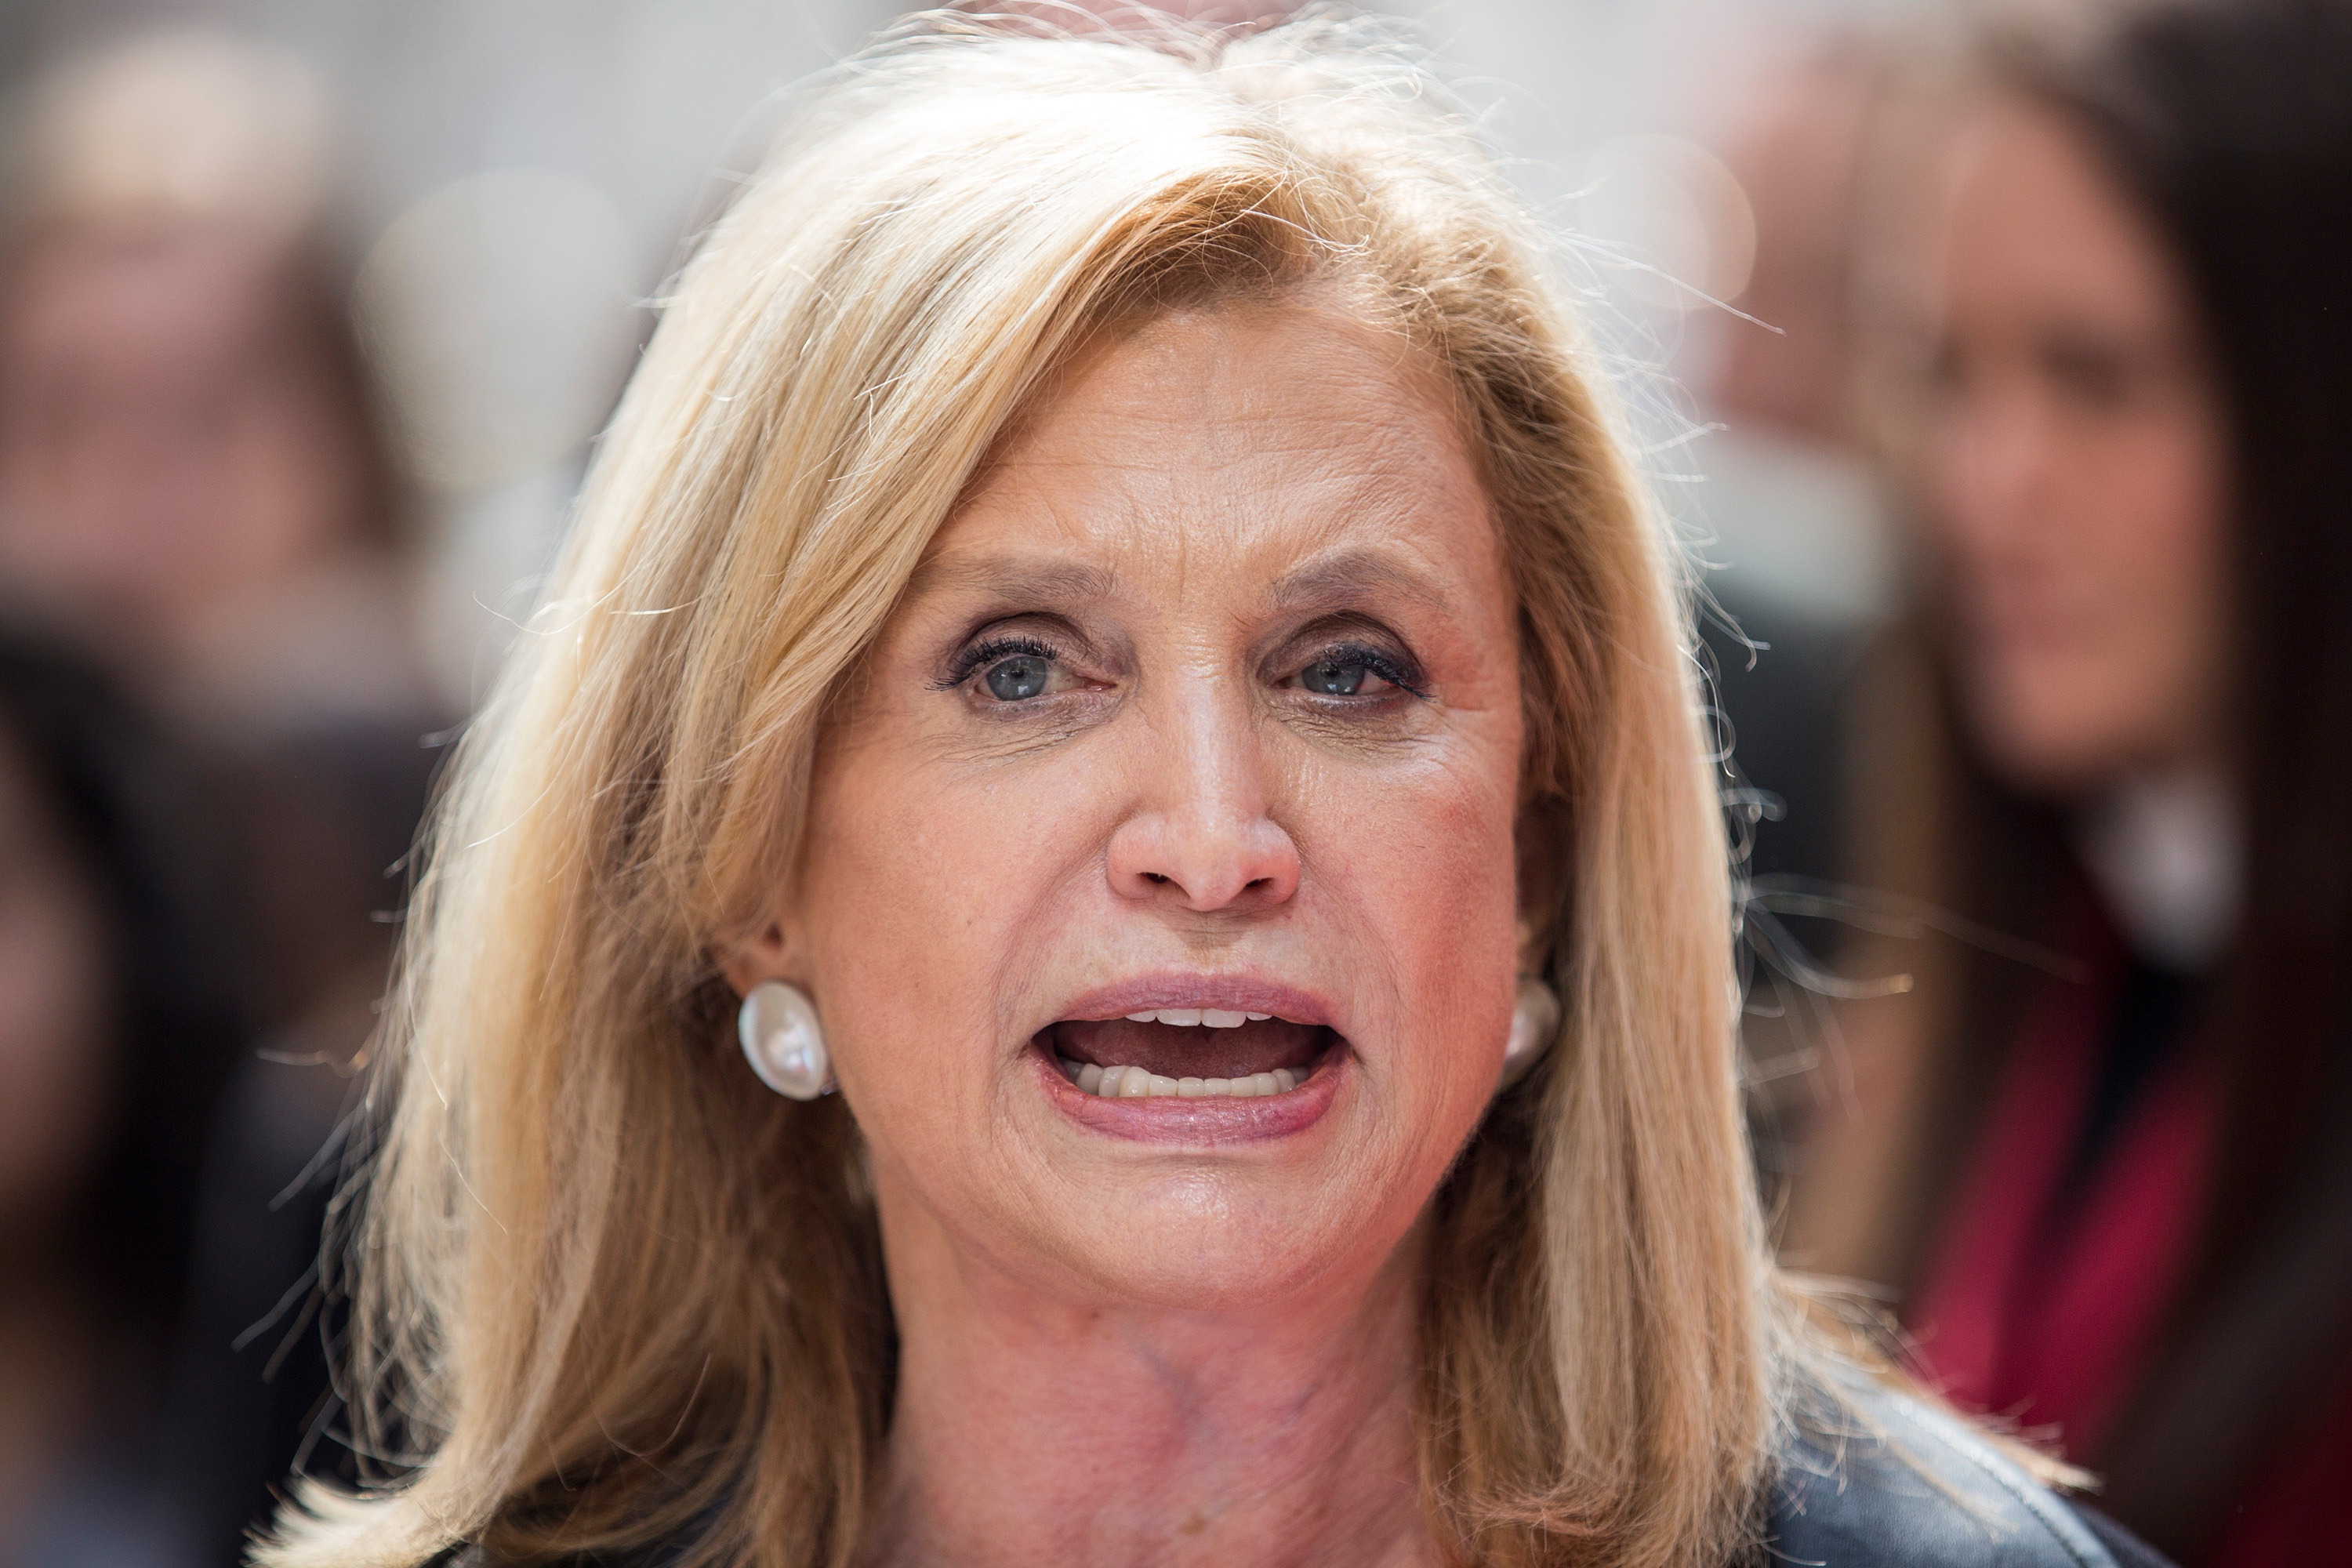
1788;2;2352;1563
0;31;445;1034
0;33;450;1566
0;620;249;1567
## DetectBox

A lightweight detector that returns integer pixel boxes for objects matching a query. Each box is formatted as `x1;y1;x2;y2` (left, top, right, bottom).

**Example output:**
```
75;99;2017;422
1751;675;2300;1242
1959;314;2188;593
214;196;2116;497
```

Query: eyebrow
901;554;1117;604
1264;547;1450;615
903;545;1450;617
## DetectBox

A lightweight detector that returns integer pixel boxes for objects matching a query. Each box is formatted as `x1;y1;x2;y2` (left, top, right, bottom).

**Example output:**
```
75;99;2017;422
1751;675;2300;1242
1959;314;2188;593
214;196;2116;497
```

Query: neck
866;1193;1436;1568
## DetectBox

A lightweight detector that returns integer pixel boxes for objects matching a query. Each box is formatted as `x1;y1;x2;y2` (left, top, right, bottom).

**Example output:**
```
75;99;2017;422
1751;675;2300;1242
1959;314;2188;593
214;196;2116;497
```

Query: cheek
2122;416;2229;627
801;768;990;1051
2067;394;2221;560
1302;742;1523;1115
1960;401;2229;783
2056;409;2228;699
795;732;1111;1123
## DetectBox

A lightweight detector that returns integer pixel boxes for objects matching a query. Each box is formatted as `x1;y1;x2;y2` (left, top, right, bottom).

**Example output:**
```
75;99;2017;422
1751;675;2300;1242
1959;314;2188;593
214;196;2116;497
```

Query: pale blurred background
0;0;1920;691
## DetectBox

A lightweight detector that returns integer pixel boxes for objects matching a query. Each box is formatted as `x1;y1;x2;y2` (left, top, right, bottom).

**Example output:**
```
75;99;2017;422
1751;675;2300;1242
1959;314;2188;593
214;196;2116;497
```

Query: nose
1936;386;2053;551
1105;698;1301;913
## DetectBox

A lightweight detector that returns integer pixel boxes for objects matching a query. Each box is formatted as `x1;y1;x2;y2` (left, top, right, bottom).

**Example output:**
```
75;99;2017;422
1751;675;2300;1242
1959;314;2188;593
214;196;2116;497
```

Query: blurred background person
0;34;448;1566
1786;2;2352;1563
0;31;445;1037
0;619;249;1567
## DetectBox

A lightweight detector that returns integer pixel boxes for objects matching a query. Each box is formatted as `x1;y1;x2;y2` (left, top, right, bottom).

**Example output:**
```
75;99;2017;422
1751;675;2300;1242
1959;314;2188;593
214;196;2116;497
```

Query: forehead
1936;99;2175;312
932;302;1492;583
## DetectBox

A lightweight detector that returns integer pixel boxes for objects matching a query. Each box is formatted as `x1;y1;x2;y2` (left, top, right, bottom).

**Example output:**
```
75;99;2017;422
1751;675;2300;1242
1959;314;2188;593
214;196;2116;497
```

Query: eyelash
1298;642;1428;699
934;635;1427;702
935;634;1064;691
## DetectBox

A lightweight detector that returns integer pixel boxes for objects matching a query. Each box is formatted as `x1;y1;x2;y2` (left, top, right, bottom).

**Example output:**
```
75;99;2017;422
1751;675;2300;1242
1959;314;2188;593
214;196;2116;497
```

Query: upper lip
1047;972;1338;1029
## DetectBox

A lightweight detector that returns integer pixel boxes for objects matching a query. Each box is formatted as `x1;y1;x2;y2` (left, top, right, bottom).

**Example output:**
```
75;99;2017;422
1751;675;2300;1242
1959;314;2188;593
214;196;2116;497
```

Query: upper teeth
1123;1009;1272;1027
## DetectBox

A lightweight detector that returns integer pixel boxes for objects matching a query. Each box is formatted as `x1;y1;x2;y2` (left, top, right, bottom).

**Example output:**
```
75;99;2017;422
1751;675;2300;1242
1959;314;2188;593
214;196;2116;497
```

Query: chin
1965;659;2151;797
962;1060;1442;1312
1042;1173;1396;1312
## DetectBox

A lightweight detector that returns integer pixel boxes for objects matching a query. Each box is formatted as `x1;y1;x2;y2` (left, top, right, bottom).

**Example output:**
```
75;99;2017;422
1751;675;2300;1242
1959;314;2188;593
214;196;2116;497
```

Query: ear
719;912;798;1000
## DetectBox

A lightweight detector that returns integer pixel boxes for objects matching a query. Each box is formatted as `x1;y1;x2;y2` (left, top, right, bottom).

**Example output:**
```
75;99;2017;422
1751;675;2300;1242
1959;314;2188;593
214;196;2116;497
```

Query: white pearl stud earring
1497;976;1561;1091
738;980;833;1100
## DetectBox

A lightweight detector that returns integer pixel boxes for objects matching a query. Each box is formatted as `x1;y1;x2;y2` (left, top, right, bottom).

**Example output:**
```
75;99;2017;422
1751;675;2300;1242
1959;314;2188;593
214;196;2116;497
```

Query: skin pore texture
1920;96;2229;795
726;303;1527;1566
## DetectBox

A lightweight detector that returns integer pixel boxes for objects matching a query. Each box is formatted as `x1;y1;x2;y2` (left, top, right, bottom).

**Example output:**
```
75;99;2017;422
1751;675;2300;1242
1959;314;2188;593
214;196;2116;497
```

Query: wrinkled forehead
936;296;1491;585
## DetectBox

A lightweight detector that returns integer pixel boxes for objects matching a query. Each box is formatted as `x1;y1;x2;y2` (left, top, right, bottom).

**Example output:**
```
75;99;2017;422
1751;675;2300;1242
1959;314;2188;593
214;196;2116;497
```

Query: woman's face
765;303;1526;1313
0;229;365;664
1919;96;2230;793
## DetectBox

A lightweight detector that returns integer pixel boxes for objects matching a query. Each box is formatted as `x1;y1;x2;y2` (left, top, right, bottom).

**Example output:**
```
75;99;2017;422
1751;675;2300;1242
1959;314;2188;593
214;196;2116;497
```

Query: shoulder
1761;1373;2170;1568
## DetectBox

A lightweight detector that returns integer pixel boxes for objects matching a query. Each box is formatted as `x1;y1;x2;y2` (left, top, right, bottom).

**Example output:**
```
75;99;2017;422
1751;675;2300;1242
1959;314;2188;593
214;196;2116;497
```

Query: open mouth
1036;1009;1341;1099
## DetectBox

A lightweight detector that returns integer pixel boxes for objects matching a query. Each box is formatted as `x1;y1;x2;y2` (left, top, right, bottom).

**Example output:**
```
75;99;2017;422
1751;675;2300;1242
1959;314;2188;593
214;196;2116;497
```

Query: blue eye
983;653;1054;701
1287;645;1419;699
1298;657;1370;695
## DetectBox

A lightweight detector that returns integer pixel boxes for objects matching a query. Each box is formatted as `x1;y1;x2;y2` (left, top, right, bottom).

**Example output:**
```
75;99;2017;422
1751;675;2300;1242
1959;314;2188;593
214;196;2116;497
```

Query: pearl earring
1497;976;1561;1091
738;980;834;1100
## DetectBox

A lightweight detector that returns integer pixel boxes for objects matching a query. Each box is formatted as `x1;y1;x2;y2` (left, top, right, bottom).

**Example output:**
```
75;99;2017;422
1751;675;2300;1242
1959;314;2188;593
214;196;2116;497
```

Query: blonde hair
263;12;1789;1567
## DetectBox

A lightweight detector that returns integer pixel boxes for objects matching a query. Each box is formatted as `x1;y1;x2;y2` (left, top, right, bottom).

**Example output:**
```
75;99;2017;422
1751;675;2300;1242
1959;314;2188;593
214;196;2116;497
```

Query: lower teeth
1062;1058;1298;1098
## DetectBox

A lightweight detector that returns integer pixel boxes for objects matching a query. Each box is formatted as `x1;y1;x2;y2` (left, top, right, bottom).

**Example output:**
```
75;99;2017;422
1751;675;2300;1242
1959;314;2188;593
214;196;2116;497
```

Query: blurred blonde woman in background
262;12;2154;1568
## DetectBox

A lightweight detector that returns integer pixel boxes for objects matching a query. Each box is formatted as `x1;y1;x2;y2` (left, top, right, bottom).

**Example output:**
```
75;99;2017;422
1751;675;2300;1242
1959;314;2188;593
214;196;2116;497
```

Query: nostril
1106;815;1299;909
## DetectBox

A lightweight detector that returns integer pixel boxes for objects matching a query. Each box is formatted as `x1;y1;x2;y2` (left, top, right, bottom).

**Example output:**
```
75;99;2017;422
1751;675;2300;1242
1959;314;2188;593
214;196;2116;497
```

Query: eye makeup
925;604;1436;716
1265;607;1431;699
1284;641;1428;700
935;633;1067;692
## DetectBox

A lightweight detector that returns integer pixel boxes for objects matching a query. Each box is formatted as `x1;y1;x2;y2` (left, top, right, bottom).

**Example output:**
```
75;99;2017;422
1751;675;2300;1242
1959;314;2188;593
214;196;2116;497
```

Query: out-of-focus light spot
1577;133;1758;314
354;169;637;495
18;28;330;241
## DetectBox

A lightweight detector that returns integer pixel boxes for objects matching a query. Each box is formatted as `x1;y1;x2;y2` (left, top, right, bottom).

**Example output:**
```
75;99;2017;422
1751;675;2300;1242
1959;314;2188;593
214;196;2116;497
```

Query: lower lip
1030;1044;1347;1142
